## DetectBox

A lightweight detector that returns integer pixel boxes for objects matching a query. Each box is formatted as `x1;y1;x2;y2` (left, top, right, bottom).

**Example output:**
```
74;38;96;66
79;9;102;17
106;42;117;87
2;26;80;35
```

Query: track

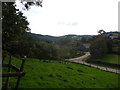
65;52;120;74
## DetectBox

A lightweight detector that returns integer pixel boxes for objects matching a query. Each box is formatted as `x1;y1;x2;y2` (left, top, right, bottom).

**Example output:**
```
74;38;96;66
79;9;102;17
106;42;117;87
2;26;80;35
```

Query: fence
1;55;26;89
86;58;120;68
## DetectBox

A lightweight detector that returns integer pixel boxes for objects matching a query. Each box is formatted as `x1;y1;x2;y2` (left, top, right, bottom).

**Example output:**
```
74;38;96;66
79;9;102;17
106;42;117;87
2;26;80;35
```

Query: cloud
57;22;65;25
67;22;79;26
58;22;79;26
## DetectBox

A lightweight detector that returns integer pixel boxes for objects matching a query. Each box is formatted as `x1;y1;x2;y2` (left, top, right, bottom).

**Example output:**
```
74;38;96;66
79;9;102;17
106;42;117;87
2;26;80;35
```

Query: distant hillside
27;32;94;45
27;33;60;43
106;31;120;35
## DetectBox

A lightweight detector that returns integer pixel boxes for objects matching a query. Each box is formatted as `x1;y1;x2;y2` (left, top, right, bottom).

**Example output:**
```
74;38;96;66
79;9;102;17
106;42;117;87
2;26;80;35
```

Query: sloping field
97;54;120;64
2;57;119;88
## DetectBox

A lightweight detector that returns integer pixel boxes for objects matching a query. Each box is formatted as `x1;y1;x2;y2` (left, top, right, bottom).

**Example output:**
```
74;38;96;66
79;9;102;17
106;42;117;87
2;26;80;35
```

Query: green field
96;54;120;64
2;57;119;88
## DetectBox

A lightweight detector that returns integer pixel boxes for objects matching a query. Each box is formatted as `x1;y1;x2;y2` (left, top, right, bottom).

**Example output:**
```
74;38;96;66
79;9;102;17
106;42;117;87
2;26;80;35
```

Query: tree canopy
90;30;120;59
90;33;108;58
2;1;42;56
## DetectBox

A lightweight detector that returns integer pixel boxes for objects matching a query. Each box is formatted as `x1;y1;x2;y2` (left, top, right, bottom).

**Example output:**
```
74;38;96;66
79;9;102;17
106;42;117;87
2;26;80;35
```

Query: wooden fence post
5;55;11;88
116;69;118;73
106;67;107;71
15;58;25;89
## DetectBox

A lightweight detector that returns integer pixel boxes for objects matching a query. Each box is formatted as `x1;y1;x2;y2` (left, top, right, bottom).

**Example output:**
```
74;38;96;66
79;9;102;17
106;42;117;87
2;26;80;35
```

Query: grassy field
96;54;120;64
83;54;120;69
82;56;91;61
2;56;119;88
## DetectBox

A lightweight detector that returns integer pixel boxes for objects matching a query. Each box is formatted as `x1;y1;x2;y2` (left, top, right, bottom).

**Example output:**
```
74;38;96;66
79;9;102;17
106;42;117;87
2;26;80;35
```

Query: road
65;52;120;74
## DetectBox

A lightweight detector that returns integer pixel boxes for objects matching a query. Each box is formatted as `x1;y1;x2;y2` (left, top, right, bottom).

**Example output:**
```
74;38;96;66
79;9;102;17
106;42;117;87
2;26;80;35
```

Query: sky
16;0;119;36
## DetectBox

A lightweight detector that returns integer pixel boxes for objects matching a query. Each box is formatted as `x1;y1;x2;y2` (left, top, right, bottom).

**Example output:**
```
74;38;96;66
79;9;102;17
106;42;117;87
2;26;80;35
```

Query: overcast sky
16;0;119;36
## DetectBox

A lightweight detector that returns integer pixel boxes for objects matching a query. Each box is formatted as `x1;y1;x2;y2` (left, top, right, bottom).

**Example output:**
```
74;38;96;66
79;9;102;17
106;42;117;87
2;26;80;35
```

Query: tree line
90;30;120;59
5;32;89;60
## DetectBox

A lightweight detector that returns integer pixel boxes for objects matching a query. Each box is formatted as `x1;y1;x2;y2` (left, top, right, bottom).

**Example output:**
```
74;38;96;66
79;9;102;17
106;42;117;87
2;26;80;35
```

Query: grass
83;54;120;70
96;54;120;64
82;56;91;61
2;56;119;88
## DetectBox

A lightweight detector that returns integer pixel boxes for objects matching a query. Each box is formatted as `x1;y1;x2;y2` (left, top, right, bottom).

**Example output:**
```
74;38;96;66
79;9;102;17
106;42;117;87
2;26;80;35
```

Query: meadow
2;56;119;88
86;54;120;70
96;54;120;64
